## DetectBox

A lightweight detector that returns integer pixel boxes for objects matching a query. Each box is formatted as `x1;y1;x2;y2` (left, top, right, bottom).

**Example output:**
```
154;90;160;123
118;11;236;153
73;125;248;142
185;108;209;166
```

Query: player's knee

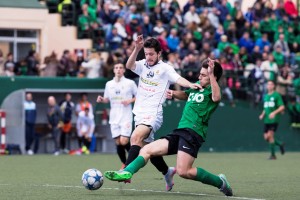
176;168;190;179
140;145;152;157
130;135;143;145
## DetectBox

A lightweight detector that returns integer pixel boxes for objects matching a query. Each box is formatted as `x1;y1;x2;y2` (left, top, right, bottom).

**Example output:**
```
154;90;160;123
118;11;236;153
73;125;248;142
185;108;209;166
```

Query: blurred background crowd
1;0;300;116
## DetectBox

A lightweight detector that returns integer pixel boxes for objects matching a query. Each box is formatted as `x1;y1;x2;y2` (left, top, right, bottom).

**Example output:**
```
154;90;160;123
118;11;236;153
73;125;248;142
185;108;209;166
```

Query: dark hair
201;59;223;82
144;37;161;53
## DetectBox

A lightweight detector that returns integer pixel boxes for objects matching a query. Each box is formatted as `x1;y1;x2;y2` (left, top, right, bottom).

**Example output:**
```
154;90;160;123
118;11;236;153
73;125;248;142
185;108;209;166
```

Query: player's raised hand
207;57;215;75
135;35;144;51
166;89;173;99
96;95;104;103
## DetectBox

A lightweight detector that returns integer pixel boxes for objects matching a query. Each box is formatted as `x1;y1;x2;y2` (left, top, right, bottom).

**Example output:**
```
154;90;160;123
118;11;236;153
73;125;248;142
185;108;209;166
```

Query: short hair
144;38;161;53
201;59;223;82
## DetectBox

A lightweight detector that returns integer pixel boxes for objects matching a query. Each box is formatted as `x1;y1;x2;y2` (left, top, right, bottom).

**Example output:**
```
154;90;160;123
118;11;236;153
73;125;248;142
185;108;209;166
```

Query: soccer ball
82;168;104;190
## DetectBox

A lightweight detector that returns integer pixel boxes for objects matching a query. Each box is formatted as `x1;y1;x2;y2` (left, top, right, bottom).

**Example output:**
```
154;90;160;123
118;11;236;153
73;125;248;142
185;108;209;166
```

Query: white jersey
76;111;95;137
104;76;137;124
132;59;180;115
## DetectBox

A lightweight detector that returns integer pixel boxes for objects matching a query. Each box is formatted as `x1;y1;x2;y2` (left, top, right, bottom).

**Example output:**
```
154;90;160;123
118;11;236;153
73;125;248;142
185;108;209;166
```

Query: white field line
8;183;266;200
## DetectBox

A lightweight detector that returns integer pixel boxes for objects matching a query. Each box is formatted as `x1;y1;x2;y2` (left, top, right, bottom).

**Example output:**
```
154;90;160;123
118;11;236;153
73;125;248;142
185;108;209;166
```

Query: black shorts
264;123;278;133
161;128;204;158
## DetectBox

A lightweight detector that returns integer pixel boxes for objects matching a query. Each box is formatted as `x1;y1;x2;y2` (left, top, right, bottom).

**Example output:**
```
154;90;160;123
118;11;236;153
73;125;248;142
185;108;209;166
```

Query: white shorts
110;121;132;139
134;112;163;143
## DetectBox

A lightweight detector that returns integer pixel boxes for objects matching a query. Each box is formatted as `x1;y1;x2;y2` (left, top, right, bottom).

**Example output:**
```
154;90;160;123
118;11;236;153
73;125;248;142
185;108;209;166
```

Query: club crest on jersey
115;89;121;95
146;71;154;78
155;70;160;74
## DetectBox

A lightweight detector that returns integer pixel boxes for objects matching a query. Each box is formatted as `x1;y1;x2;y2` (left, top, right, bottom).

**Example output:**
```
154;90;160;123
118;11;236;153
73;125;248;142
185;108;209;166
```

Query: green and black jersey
263;91;284;124
177;82;219;140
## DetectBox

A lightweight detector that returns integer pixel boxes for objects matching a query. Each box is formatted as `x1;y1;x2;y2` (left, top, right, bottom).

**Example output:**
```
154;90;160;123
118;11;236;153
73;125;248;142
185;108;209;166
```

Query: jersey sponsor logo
115;89;121;95
140;76;159;86
146;71;154;78
264;101;275;108
187;93;204;103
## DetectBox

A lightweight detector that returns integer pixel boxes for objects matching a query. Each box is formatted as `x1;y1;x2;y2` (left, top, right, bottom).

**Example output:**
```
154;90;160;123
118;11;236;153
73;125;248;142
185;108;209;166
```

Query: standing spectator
59;93;75;153
4;53;15;77
141;15;153;38
81;51;103;78
284;0;298;18
26;50;39;76
259;80;285;160
76;93;93;116
76;107;95;154
272;46;285;68
97;63;137;168
261;54;278;82
47;96;63;155
255;34;271;53
106;27;123;51
59;50;70;76
276;64;293;104
41;52;61;77
24;93;37;155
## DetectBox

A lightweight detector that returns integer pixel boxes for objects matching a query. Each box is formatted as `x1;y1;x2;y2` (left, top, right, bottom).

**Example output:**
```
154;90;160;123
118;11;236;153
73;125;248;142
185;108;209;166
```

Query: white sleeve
166;65;181;83
103;82;109;99
131;80;138;96
81;60;95;68
131;59;145;75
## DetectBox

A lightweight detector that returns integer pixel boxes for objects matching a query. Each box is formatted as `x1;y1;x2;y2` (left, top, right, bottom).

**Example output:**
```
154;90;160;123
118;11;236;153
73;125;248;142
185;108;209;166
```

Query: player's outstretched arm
176;77;201;89
166;89;188;100
96;95;109;103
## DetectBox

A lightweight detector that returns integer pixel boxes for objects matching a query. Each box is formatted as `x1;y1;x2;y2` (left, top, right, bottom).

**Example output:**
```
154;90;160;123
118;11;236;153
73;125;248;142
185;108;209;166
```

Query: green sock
124;156;146;174
274;139;282;146
195;167;223;188
270;143;275;156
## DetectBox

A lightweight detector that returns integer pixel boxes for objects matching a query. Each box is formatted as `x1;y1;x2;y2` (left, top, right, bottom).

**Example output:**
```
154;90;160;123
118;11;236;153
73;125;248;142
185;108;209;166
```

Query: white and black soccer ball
82;168;104;190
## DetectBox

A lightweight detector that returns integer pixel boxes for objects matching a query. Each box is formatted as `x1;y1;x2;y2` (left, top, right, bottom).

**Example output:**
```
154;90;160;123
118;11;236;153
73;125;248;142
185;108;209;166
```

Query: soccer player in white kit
125;35;201;191
97;63;137;168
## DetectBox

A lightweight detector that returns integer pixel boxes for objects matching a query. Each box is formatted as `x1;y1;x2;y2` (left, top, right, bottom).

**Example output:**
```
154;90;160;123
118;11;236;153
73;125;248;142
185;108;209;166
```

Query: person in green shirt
259;80;285;160
104;58;233;197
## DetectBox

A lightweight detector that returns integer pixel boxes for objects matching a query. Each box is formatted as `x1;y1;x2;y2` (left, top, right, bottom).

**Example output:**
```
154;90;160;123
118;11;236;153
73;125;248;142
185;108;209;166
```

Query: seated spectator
106;27;123;51
276;64;293;104
251;21;262;42
272;46;285;68
150;5;168;24
238;32;254;53
141;15;153;38
113;17;127;39
244;7;254;23
166;28;180;53
217;35;230;52
184;5;200;26
181;53;200;82
255;33;271;53
152;20;165;36
207;7;220;29
284;0;298;18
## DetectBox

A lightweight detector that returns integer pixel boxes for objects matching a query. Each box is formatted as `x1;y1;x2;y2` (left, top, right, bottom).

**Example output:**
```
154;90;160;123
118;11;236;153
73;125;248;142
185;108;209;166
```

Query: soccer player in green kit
259;80;285;160
104;58;233;197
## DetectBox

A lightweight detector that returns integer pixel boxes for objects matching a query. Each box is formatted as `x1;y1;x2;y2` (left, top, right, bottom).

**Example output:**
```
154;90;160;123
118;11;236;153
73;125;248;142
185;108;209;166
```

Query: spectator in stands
59;93;75;154
248;59;264;107
255;33;271;53
26;50;39;76
150;5;168;25
261;54;278;82
47;96;63;156
114;17;127;39
98;2;117;37
183;5;200;26
181;53;200;82
272;46;285;68
284;0;298;18
166;28;180;53
24;93;37;155
81;51;103;78
78;3;92;39
4;53;15;77
244;7;254;23
274;33;290;63
287;96;300;127
97;63;137;168
207;7;220;29
141;15;153;38
106;26;123;51
277;64;293;104
238;32;254;53
217;35;230;52
76;107;95;154
41;51;62;77
58;50;70;76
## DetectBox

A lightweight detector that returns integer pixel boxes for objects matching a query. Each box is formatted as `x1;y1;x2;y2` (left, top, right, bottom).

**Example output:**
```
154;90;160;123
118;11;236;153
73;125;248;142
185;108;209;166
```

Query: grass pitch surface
0;152;299;200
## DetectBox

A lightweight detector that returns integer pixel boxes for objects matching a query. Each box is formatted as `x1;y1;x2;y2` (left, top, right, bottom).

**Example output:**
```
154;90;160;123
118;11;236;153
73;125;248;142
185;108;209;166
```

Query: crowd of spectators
1;0;300;115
